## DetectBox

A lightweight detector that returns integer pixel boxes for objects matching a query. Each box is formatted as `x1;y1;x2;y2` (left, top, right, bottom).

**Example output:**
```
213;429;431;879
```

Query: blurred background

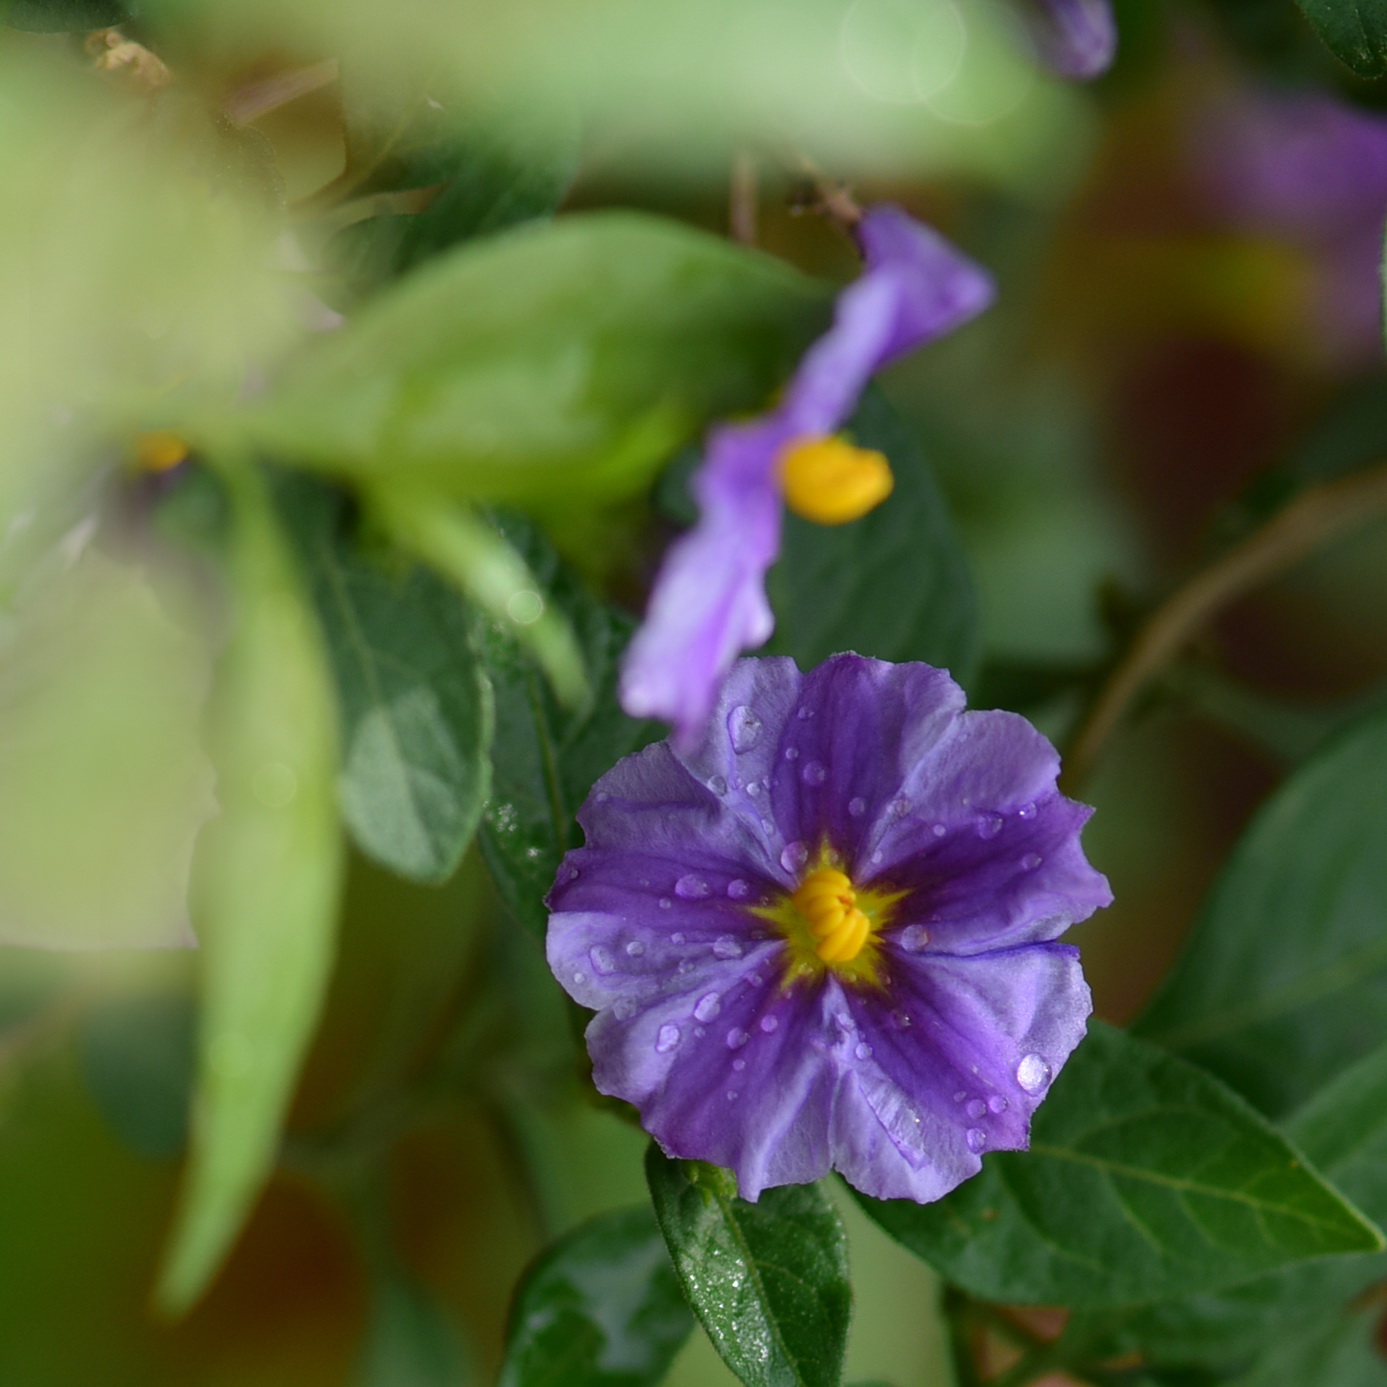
3;0;1387;1382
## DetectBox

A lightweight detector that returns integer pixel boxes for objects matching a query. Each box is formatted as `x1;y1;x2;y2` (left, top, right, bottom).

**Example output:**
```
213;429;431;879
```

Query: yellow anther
778;435;894;526
792;868;872;965
132;431;189;473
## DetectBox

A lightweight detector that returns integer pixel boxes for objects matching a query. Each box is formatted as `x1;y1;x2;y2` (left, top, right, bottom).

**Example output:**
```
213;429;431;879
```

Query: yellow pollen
792;867;872;965
132;431;190;473
778;435;894;526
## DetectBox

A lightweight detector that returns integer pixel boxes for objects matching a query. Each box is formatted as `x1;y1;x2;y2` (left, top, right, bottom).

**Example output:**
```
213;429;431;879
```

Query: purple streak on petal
1020;0;1117;80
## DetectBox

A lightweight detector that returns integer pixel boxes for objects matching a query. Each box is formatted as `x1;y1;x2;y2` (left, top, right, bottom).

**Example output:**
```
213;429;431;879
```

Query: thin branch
789;151;863;236
1062;460;1387;793
729;150;759;246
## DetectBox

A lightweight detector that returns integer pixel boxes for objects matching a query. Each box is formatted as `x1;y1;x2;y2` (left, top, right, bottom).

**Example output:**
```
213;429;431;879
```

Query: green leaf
854;1023;1383;1310
645;1146;851;1387
4;0;129;30
1294;0;1387;75
477;516;659;935
1136;706;1387;1118
353;1277;471;1387
281;480;493;884
249;212;832;504
498;1205;693;1387
767;385;978;683
158;465;344;1313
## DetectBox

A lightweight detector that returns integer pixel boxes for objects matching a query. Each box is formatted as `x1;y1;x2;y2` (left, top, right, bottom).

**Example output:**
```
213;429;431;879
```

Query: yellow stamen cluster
791;867;871;965
778;435;894;526
132;431;190;473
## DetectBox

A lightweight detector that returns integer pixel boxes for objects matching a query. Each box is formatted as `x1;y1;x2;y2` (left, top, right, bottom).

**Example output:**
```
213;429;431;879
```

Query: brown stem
1061;460;1387;794
789;151;863;235
729;150;759;246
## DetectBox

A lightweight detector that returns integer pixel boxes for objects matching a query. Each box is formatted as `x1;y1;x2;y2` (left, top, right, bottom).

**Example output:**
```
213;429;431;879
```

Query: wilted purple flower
1019;0;1117;80
620;207;993;747
548;654;1109;1203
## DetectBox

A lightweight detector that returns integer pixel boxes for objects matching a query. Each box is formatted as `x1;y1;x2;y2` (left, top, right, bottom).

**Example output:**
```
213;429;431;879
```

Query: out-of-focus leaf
158;465;343;1313
281;479;493;884
0;549;215;949
78;994;197;1159
767;385;978;684
645;1146;851;1387
1136;705;1387;1118
855;1023;1383;1310
5;0;129;28
497;1204;693;1387
354;1277;471;1387
477;516;658;935
249;212;832;504
1294;0;1387;75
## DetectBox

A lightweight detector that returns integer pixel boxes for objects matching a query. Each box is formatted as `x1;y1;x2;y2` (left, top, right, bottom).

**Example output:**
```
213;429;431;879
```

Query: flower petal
1019;0;1117;81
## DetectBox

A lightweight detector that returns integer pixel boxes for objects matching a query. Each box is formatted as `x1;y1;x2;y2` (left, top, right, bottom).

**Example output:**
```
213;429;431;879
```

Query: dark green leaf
498;1205;693;1387
767;386;977;683
354;1277;471;1387
645;1146;851;1387
854;1023;1382;1310
1294;0;1387;75
1136;706;1387;1118
478;516;659;935
281;480;493;884
5;0;129;30
158;465;344;1312
250;212;832;504
78;994;196;1159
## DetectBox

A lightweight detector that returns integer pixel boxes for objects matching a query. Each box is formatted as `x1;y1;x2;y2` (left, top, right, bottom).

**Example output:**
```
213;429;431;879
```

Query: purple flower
1019;0;1117;80
620;207;993;747
548;654;1110;1203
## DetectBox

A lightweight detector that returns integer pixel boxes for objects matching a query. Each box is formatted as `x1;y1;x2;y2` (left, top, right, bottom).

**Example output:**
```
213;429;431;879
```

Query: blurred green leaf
354;1277;471;1387
281;479;493;884
645;1146;851;1387
497;1204;693;1387
249;211;832;503
159;464;344;1313
477;516;659;935
4;0;129;28
855;1023;1383;1309
1136;705;1387;1118
767;385;978;683
1294;0;1387;75
78;994;197;1160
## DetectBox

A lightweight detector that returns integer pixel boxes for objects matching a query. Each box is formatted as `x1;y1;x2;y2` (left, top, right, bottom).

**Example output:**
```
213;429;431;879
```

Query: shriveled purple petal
620;206;992;743
1019;0;1117;81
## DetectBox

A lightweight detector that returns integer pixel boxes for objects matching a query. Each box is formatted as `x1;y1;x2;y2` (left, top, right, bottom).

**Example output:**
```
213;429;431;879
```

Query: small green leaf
498;1204;693;1387
281;480;493;884
855;1023;1383;1310
1294;0;1387;75
476;516;659;935
645;1146;851;1387
1136;705;1387;1118
354;1277;471;1387
768;385;978;683
158;465;344;1313
249;212;832;504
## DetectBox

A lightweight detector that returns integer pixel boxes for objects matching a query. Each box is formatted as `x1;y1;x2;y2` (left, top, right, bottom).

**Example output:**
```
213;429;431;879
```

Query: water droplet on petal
953;1090;967;1103
802;760;827;786
614;999;635;1020
655;1024;680;1053
931;823;947;838
871;849;885;865
732;1057;746;1071
797;705;815;720
759;1015;779;1034
976;813;1003;840
899;924;930;952
848;797;867;818
988;1095;1009;1114
589;946;615;974
890;795;912;817
572;970;587;985
854;1042;874;1060
780;841;809;873
594;790;610;803
625;940;646;957
728;705;763;753
726;1090;739;1101
1018;801;1038;820
966;1127;987;1153
750;973;765;986
727;879;752;900
712;935;743;959
694;993;722;1022
891;1010;912;1029
670;932;685;944
726;1028;749;1050
1016;1053;1052;1094
965;1098;987;1120
694;1026;705;1038
784;746;799;761
709;775;728;795
746;780;762;797
676;874;712;899
1021;853;1043;871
